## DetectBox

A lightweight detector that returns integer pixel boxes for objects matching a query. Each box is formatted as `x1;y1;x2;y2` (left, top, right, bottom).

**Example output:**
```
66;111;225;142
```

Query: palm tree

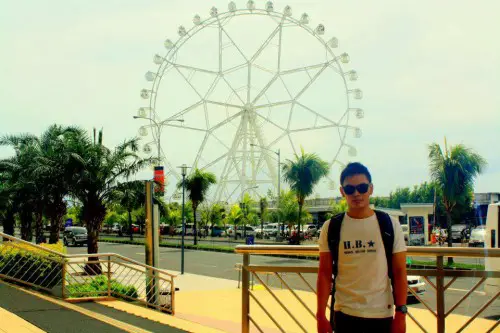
113;180;146;241
259;197;268;238
0;134;41;241
33;125;84;243
0;180;16;236
177;168;217;245
428;140;486;263
70;129;152;273
282;148;329;243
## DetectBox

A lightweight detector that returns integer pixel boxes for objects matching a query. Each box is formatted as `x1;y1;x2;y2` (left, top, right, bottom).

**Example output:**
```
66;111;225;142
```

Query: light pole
240;185;258;239
250;144;281;239
178;164;190;275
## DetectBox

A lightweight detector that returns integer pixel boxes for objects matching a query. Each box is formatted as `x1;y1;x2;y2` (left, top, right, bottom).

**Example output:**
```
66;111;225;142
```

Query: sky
1;0;499;202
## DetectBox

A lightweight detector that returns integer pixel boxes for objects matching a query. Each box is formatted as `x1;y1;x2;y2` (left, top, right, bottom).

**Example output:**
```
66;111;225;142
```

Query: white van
485;203;499;295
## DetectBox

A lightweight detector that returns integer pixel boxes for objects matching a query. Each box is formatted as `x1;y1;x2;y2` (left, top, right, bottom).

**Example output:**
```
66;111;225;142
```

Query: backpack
327;210;395;322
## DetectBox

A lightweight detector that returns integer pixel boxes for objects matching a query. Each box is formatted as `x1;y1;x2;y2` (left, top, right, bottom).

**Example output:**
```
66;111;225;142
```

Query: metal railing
0;232;176;314
235;245;500;333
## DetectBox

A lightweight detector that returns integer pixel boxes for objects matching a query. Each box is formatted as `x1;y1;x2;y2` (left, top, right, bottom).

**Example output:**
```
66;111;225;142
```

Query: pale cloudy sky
1;0;499;201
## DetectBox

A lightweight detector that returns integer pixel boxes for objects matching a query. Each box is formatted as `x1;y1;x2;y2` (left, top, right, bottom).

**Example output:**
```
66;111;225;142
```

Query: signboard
154;166;165;194
65;218;73;227
409;216;425;246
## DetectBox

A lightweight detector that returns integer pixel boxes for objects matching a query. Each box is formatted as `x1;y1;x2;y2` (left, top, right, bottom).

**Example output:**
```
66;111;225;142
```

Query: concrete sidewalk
166;270;499;333
1;270;497;333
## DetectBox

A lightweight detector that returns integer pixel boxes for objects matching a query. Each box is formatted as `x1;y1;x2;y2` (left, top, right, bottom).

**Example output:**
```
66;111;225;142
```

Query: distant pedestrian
316;162;408;333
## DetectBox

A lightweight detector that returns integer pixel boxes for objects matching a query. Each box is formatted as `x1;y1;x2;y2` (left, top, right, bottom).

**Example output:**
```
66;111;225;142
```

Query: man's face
340;174;373;210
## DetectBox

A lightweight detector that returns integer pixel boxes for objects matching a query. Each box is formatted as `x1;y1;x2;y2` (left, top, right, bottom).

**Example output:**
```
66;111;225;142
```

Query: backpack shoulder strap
374;210;395;281
327;213;345;279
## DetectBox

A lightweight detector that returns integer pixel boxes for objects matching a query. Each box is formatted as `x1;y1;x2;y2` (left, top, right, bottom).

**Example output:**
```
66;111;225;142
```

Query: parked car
469;226;486;247
210;226;226;237
451;224;470;242
304;224;318;237
227;226;256;238
407;275;426;297
130;224;140;234
111;223;121;233
63;227;88;247
263;224;279;238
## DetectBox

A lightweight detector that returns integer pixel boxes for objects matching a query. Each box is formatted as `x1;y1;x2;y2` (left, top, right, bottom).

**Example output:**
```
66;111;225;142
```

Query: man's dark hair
340;162;372;185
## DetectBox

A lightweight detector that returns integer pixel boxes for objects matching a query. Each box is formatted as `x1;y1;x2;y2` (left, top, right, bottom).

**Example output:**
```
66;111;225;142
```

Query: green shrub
66;275;138;299
0;244;64;289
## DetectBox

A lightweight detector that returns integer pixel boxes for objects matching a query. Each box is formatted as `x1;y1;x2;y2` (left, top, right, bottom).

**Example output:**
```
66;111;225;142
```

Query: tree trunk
446;211;454;265
49;200;67;244
86;222;102;275
297;202;303;245
20;210;33;241
83;199;106;275
260;211;264;239
193;205;198;246
34;209;44;244
3;210;15;236
128;210;133;241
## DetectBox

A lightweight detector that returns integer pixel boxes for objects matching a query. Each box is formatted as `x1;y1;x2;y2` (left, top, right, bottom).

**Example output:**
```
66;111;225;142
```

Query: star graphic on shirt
367;240;375;248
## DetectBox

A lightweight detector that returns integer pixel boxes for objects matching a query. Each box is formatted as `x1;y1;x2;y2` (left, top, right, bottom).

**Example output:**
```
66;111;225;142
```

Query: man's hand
317;314;332;333
391;312;406;333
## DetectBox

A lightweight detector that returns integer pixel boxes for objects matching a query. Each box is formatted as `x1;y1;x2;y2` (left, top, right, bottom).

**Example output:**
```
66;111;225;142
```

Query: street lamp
240;185;258;239
249;144;281;239
178;164;190;275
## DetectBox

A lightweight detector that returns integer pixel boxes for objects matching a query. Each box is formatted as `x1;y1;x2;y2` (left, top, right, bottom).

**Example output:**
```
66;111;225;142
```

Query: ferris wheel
136;1;364;202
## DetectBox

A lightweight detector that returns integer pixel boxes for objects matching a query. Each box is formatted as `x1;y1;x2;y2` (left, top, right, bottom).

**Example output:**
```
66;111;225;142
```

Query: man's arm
392;251;407;333
316;252;333;332
392;252;407;306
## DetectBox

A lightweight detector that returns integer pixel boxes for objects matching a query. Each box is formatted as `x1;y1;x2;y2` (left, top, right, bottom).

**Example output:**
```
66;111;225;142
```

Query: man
316;162;407;333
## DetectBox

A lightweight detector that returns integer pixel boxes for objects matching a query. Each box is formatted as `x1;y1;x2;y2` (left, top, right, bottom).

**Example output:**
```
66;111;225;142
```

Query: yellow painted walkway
0;307;46;333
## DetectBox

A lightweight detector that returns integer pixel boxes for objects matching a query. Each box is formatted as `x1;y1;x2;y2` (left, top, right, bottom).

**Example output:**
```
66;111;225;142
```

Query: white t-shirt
318;213;406;318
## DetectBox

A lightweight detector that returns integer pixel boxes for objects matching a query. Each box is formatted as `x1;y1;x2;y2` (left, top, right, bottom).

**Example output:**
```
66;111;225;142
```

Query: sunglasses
343;183;370;195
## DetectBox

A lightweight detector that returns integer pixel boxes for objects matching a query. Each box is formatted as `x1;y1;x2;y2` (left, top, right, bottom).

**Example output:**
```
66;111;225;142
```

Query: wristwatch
395;305;408;314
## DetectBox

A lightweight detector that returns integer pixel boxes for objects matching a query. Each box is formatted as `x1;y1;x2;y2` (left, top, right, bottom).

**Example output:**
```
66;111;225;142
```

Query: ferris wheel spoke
249;21;282;64
173;66;204;100
205;100;243;110
203;102;210;129
163;123;207;132
200;152;230;170
288;132;298;156
278;76;294;100
254;100;293;109
253;111;287;132
171;63;219;76
277;18;283;72
220;25;249;63
280;60;335;76
204;75;222;100
289;124;341;133
192;133;210;169
158;101;204;125
207;110;243;133
287;102;295;130
251;74;279;105
210;132;230;151
252;63;275;75
222;63;248;76
294;102;338;126
221;75;246;105
293;63;329;100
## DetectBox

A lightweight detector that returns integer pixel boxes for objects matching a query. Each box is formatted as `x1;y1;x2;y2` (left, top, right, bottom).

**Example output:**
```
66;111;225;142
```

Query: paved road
68;242;499;320
100;234;486;266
